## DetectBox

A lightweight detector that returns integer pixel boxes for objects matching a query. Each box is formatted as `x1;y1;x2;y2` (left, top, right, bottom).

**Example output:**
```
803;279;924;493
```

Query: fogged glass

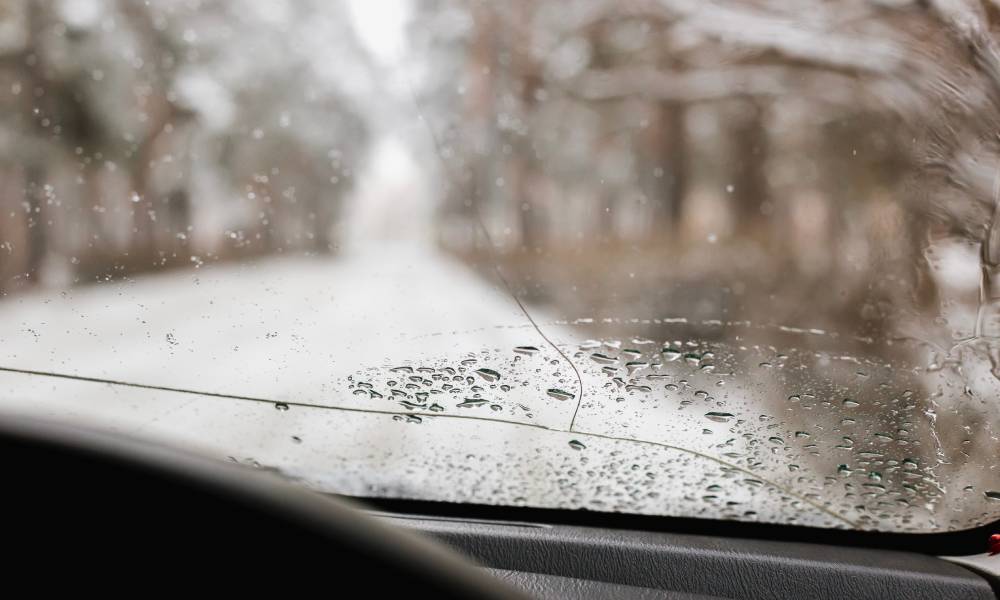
0;0;998;533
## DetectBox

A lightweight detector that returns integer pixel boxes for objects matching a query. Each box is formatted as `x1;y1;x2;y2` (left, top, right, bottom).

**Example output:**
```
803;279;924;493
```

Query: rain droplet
474;368;501;382
625;361;648;375
568;439;586;451
457;398;488;408
274;402;289;411
662;348;682;361
514;346;539;355
704;411;734;423
590;353;617;365
547;388;574;401
985;491;1000;501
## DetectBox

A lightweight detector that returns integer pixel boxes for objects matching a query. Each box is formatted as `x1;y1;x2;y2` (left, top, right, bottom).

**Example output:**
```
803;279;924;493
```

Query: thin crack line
404;83;586;432
0;365;555;429
0;364;856;528
575;429;859;529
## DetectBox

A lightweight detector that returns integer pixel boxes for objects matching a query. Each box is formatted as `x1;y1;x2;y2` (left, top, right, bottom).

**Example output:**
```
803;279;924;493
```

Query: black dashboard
2;414;995;599
379;512;997;599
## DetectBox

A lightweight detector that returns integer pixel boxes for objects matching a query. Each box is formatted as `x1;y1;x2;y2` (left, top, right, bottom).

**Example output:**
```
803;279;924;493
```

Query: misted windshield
1;0;999;533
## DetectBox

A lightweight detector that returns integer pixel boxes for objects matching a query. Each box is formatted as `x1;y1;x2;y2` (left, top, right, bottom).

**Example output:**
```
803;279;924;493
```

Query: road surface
0;137;862;530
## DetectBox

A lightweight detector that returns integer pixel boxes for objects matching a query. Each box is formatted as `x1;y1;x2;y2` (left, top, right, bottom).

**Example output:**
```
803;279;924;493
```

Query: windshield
1;0;999;534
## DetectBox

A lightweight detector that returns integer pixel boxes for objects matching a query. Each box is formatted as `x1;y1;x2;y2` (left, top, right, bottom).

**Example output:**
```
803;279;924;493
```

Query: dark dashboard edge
346;494;1000;558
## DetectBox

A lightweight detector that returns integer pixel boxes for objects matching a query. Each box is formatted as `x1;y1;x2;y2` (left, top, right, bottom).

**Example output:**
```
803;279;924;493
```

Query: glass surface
1;0;999;533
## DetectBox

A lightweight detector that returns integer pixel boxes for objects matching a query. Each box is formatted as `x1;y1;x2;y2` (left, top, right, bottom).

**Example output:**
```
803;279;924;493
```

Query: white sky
347;0;412;65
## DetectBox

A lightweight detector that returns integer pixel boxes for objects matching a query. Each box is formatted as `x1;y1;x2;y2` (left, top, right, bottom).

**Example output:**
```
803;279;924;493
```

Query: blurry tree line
411;0;1000;527
0;0;371;294
420;0;1000;350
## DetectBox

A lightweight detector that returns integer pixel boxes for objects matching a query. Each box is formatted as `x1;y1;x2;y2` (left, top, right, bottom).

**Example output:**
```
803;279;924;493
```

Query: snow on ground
0;135;839;528
0;136;558;419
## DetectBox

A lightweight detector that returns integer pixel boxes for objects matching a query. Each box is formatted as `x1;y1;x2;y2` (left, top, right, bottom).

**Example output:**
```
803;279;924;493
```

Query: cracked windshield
2;0;1000;534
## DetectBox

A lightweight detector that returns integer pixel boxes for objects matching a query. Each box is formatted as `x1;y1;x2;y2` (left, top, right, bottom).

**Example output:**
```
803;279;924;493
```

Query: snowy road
0;137;844;529
0;137;580;432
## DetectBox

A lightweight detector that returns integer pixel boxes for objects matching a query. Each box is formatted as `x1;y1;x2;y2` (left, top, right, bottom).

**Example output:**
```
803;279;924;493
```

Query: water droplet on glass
625;361;648;375
457;398;488;408
568;439;586;451
662;348;682;361
547;388;574;401
274;402;289;411
704;411;734;423
590;353;617;365
474;368;501;382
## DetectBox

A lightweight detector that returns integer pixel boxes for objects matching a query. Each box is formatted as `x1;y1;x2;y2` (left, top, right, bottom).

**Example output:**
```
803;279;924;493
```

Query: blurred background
1;0;999;533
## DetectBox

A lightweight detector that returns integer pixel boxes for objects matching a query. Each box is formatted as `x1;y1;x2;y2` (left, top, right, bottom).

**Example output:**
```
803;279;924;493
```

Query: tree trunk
24;165;47;284
729;102;769;232
658;101;688;228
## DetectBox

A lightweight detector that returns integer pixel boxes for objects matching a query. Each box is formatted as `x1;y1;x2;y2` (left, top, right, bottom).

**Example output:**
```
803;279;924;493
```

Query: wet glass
0;0;998;533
